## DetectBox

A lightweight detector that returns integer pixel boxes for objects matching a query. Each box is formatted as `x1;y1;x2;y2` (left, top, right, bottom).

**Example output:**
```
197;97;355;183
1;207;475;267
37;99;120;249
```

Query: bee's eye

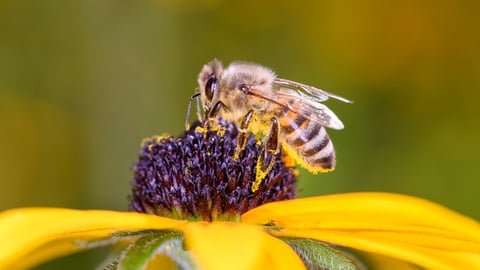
238;84;248;92
205;76;217;101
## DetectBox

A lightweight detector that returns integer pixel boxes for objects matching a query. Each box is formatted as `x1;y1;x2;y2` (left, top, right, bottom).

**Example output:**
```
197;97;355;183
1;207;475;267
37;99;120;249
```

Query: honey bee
186;59;351;191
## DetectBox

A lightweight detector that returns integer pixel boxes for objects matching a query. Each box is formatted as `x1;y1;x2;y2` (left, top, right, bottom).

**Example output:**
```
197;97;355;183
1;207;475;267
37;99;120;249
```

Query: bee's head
197;59;223;112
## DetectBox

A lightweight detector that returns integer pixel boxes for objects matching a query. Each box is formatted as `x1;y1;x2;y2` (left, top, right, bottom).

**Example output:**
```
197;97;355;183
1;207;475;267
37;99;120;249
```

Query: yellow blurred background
1;1;479;268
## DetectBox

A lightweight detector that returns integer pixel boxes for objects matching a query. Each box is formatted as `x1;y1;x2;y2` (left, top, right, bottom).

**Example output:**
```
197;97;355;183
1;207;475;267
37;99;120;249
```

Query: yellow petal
0;208;186;270
145;254;178;270
277;228;479;270
242;192;480;270
181;222;306;270
13;230;112;270
360;252;422;270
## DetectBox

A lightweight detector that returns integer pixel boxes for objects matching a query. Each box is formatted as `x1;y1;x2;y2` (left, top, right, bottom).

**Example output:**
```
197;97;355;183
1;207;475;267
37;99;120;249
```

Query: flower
0;121;479;270
130;121;297;222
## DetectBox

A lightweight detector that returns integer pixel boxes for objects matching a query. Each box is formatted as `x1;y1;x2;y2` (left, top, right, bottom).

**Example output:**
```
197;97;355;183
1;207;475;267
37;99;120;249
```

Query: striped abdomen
278;110;336;172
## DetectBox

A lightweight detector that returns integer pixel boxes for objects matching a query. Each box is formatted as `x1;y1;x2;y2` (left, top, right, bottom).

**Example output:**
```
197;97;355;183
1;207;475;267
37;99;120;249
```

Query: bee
186;59;351;192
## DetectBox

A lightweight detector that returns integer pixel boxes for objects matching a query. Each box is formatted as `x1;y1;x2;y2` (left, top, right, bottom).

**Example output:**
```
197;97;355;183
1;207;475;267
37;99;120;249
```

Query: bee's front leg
252;117;279;192
194;101;228;136
234;110;254;159
185;92;201;130
202;100;226;130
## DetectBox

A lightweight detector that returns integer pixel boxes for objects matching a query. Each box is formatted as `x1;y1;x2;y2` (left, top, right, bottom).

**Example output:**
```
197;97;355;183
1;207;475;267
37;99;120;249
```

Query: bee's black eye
238;84;248;92
205;76;217;101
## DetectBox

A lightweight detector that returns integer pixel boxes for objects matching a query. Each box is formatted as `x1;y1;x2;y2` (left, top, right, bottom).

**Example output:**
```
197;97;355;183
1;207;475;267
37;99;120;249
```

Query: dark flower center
130;120;297;221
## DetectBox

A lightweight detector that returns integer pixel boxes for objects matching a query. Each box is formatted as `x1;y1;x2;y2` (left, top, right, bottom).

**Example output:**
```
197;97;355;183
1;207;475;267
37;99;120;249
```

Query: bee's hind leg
234;110;254;159
252;117;279;192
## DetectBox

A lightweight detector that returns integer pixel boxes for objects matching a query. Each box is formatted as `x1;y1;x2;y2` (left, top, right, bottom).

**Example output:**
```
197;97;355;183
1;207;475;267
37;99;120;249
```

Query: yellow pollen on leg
252;154;274;192
195;126;207;134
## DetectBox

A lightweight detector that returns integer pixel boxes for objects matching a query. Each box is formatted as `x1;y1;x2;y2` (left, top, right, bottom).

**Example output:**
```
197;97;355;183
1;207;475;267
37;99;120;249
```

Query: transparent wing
248;86;346;130
273;78;353;104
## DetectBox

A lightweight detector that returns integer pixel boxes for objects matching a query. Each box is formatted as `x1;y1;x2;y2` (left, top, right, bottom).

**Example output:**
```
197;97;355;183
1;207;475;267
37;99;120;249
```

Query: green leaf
100;257;120;270
96;241;129;270
112;230;196;270
281;238;364;270
111;230;162;238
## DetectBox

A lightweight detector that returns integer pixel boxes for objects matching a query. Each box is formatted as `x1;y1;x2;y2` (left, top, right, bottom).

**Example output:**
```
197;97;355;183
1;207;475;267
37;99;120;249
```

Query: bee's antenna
186;92;201;130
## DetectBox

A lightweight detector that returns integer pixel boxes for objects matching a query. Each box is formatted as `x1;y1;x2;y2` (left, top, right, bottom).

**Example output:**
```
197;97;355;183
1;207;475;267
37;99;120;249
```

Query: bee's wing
248;84;346;130
273;78;353;104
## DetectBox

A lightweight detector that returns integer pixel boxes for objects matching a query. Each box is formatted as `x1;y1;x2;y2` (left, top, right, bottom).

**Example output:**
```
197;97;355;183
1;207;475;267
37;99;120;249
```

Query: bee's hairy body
191;59;349;191
217;86;336;172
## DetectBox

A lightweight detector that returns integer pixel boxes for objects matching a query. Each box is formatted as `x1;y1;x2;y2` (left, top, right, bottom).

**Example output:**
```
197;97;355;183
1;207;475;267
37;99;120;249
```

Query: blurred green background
1;0;479;268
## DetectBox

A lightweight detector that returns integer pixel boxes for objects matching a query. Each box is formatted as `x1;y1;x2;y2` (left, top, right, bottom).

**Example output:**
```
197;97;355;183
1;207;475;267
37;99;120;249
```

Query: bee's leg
200;101;230;136
208;101;223;119
185;92;201;130
252;117;279;192
195;94;203;121
234;110;254;159
203;100;224;129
